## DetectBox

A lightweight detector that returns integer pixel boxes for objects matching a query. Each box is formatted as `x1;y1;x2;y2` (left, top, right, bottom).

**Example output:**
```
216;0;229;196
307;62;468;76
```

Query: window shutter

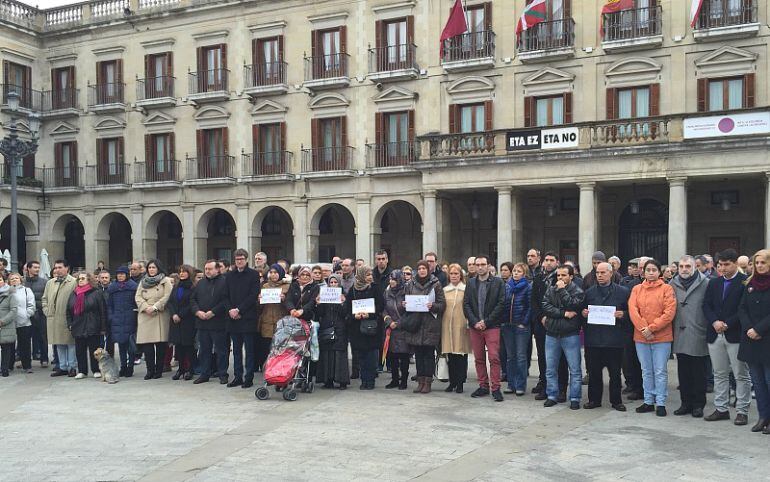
408;109;415;143
280;122;287;153
341;116;348;148
196;47;204;72
24;65;31;92
311;29;318;58
606;88;617;119
96;61;103;85
144;54;151;78
523;96;534;127
166;52;173;77
72;141;78;168
115;59;123;83
51;68;57;90
484;100;493;131
196;129;204;158
406;16;414;43
563;92;573;124
96;138;104;165
278;36;285;62
54;142;62;167
448;104;457;133
220;44;227;71
483;2;492;29
252;124;260;153
2;61;8;85
145;134;152;162
252;38;259;67
649;83;660;116
311;118;319;148
222;127;229;155
744;73;755;108
697;78;707;112
375;112;384;146
118;137;124;164
564;0;571;18
375;20;383;49
339;26;347;53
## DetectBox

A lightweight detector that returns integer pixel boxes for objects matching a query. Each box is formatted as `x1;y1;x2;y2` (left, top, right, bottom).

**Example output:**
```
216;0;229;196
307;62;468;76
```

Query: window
374;110;414;164
464;4;491;51
96;137;124;183
196;127;229;177
2;61;32;108
460;104;485;133
96;60;123;103
524;93;572;127
311;27;347;78
448;102;492;150
51;66;75;109
311;116;348;169
618;87;650;118
709;78;743;111
254;123;285;166
146;133;174;172
144;52;173;97
253;37;283;84
196;45;227;91
54;141;77;186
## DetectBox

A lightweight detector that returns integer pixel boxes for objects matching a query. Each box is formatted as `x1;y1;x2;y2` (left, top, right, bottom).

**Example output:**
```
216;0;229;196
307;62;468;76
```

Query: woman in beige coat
441;263;471;394
135;259;173;380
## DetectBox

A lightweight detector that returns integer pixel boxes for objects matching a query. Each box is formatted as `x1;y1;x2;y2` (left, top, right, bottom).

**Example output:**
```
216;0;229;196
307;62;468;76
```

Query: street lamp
0;91;40;273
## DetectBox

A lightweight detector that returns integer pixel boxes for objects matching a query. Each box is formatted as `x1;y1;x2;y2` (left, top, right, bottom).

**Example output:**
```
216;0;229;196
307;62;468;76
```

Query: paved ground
0;355;767;482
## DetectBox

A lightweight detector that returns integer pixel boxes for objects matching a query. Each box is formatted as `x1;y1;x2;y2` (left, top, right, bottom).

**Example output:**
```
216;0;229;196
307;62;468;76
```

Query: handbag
398;313;422;333
435;356;449;382
359;318;378;336
318;326;336;343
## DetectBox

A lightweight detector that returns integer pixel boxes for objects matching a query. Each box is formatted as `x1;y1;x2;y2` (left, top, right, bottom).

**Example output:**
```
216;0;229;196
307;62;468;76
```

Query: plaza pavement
0;356;766;482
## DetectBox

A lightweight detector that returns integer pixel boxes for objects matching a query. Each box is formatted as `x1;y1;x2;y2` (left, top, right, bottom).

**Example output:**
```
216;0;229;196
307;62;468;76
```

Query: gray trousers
708;335;751;415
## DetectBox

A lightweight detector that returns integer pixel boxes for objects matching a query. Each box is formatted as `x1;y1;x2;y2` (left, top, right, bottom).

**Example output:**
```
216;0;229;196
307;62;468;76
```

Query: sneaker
26;368;33;374
74;373;86;379
543;399;558;407
471;387;490;398
492;390;504;402
515;391;525;396
93;372;101;379
570;401;580;410
656;406;667;417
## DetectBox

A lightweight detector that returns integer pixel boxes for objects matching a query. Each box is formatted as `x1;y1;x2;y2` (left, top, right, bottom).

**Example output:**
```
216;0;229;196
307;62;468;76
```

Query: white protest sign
260;288;282;304
405;295;430;312
319;286;342;304
352;298;376;314
587;305;616;326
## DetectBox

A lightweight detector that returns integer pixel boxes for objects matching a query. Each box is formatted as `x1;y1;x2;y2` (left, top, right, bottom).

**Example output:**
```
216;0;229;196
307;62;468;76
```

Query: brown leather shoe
704;410;730;422
413;376;425;393
750;419;768;432
734;414;748;426
421;377;432;394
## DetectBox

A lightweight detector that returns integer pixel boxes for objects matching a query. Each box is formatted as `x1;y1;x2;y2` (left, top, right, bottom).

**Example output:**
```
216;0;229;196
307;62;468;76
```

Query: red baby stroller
255;316;314;402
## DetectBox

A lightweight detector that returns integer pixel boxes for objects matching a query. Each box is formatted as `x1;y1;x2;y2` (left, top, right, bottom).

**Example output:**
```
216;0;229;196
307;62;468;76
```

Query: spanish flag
600;0;634;35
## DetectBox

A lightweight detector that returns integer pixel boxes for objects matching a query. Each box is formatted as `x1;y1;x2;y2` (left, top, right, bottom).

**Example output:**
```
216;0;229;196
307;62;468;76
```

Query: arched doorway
0;216;29;269
374;201;422;267
256;207;294;263
63;216;86;270
155;211;183;273
97;213;133;271
618;199;668;264
312;204;355;262
206;209;236;262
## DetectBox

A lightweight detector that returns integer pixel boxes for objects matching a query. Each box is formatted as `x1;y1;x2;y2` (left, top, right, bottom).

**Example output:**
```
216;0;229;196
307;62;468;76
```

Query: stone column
422;190;438;257
355;197;372;264
293;200;309;263
668;177;688;263
578;182;597;271
83;208;100;271
182;205;196;266
511;189;523;262
131;206;144;261
235;201;250;251
496;186;513;264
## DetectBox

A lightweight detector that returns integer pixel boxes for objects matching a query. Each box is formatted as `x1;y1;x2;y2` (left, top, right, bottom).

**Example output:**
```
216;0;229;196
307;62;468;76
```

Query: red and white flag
690;0;704;28
440;0;468;56
516;0;547;36
600;0;634;35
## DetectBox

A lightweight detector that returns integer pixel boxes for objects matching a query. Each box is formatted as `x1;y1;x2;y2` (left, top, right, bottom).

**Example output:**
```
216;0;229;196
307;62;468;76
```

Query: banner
683;112;770;139
506;127;580;151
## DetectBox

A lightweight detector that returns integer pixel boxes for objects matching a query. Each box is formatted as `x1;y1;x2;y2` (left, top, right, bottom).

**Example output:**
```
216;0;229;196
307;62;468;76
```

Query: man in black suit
702;249;751;425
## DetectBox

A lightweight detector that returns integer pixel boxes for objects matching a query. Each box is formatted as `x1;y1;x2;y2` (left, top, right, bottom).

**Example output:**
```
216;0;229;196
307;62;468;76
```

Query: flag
516;0;547;37
600;0;634;36
690;0;704;28
440;0;468;56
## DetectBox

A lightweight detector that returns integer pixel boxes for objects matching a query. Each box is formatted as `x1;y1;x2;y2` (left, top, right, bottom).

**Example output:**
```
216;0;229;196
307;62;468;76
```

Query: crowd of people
0;246;768;435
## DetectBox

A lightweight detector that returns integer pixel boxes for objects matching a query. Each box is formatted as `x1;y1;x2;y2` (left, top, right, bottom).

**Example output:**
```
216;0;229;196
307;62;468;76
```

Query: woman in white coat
8;273;35;373
135;259;173;380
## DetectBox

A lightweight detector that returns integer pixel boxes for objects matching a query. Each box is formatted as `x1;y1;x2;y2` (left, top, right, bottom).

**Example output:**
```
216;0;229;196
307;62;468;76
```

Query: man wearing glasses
425;252;447;287
225;249;262;388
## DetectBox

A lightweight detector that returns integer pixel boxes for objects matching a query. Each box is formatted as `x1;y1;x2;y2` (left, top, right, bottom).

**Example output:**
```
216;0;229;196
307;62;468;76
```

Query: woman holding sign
404;260;446;394
383;270;410;390
344;265;382;390
257;264;290;370
286;266;320;321
314;274;350;389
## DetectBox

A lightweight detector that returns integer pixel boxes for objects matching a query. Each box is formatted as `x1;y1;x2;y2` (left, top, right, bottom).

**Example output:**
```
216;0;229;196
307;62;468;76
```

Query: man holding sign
581;262;630;411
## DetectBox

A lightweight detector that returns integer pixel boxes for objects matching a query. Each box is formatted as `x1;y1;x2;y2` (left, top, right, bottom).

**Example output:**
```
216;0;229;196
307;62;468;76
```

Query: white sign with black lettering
540;127;580;150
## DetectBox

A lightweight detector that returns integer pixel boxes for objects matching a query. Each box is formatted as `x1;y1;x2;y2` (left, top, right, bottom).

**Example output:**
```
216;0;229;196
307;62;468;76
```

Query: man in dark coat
191;260;229;385
581;262;630;411
225;249;261;389
620;257;644;400
425;252;448;287
107;266;138;377
463;255;507;402
25;261;49;367
582;251;623;289
702;248;751;425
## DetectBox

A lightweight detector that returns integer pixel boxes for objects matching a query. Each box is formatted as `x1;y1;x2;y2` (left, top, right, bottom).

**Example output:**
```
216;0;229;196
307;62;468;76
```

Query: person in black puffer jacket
107;266;138;377
541;265;585;409
314;274;350;389
168;264;197;381
67;272;107;378
344;266;382;390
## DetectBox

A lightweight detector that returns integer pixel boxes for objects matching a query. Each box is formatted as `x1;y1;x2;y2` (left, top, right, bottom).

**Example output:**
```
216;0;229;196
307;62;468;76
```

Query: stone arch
197;207;236;264
51;213;86;270
252;205;295;263
309;203;356;262
0;212;37;269
95;212;133;270
372;200;423;267
447;75;495;102
145;209;183;273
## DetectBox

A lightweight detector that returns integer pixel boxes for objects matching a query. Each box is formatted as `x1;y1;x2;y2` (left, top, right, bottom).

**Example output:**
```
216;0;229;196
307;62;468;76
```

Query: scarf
269;263;286;281
748;272;770;292
389;269;405;295
354;265;372;291
73;284;92;316
678;272;697;290
297;266;313;289
176;278;192;301
142;272;165;289
327;273;343;287
508;277;528;292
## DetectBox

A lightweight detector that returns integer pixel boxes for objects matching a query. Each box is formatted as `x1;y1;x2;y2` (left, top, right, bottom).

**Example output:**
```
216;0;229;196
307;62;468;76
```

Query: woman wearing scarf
344;265;382;390
501;263;532;396
441;263;471;393
287;266;320;321
257;263;291;370
135;259;173;380
66;272;107;379
168;265;197;381
314;274;350;389
8;273;35;373
383;269;410;390
738;249;770;434
107;266;138;377
404;260;447;394
0;273;18;377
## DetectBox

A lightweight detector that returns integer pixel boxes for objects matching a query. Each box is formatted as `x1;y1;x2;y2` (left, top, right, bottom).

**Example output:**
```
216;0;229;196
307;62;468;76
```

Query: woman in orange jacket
628;259;677;417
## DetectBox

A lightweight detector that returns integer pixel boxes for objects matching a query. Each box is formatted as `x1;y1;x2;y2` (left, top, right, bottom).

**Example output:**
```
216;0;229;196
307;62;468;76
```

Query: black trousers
198;329;228;378
414;345;435;377
535;330;568;390
677;353;708;409
141;342;167;376
255;336;271;371
388;353;410;382
75;335;101;375
623;336;643;393
586;346;623;405
31;312;48;362
1;343;13;371
15;325;33;370
447;353;468;384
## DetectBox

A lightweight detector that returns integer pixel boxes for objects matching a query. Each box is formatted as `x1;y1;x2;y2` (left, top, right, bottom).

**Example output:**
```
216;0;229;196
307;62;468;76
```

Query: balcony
441;30;495;73
243;62;289;97
41;88;80;117
133;160;181;188
517;19;576;62
1;85;41;113
420;132;496;159
366;142;418;170
87;83;126;113
184;155;236;186
136;76;176;108
602;6;663;52
241;151;293;183
693;1;758;41
300;146;354;176
84;162;130;191
37;166;83;192
187;69;230;103
0;163;43;191
368;44;419;82
303;53;350;90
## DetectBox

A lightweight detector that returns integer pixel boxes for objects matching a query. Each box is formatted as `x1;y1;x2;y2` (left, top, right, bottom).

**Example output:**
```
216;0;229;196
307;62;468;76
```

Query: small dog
93;348;120;384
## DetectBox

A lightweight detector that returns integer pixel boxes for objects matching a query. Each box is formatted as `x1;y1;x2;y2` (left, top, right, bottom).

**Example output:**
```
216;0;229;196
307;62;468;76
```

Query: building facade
0;0;768;272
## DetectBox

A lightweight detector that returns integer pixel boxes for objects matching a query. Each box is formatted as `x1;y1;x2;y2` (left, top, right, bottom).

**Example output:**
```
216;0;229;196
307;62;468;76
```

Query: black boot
144;359;155;380
385;366;399;389
172;368;184;380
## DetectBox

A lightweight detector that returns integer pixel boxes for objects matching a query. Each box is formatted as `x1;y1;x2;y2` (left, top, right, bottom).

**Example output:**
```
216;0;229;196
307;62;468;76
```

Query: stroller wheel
283;389;298;402
306;381;315;393
255;387;270;400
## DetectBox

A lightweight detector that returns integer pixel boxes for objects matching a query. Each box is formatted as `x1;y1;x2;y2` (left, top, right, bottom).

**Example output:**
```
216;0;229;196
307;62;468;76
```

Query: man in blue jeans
541;265;585;409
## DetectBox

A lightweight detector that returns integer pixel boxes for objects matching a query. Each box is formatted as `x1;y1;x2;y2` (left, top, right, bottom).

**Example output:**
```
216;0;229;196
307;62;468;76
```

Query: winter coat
24;274;47;310
403;275;446;348
258;280;290;338
42;275;76;345
190;275;228;331
463;275;507;329
432;267;448;288
542;282;585;338
106;280;138;343
383;285;410;355
66;289;107;338
315;301;348;352
224;267;261;333
135;277;173;343
671;273;710;357
701;272;747;344
581;283;630;348
583;269;623;290
530;269;557;336
0;286;17;344
286;280;320;321
167;281;196;346
344;284;382;352
504;278;531;327
10;286;35;328
372;266;393;306
737;284;770;365
628;279;677;344
441;282;471;355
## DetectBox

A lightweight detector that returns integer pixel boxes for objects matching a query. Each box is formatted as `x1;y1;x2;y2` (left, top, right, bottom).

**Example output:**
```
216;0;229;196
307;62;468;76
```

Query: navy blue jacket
581;282;630;348
701;272;747;344
106;279;138;343
504;278;531;327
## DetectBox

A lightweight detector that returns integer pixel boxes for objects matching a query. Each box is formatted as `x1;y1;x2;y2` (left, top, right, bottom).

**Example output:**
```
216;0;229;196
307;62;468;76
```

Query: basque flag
690;0;704;28
516;0;547;36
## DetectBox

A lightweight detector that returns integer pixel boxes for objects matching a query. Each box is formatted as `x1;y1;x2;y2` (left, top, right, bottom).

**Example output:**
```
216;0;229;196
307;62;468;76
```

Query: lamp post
0;91;40;274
